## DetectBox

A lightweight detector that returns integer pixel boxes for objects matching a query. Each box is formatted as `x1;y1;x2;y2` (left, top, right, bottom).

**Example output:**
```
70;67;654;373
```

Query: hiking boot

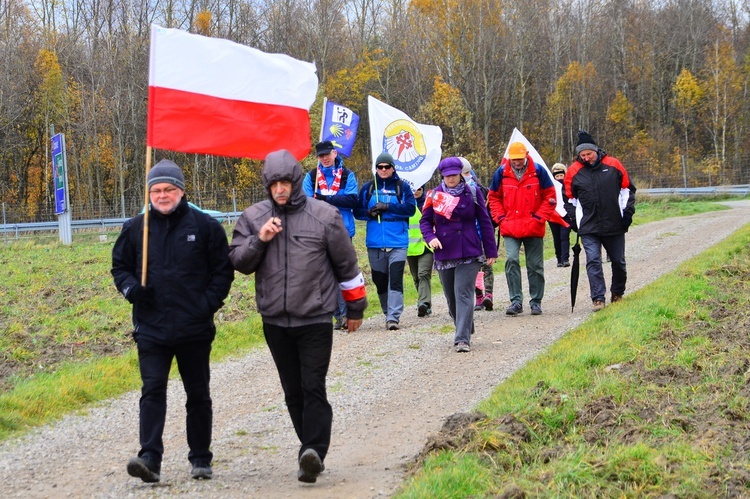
482;293;494;311
562;260;570;267
530;302;543;315
191;461;213;480
455;342;471;353
611;293;623;303
474;294;484;311
556;261;564;267
592;300;605;312
127;456;160;483
417;302;429;317
386;321;399;331
505;302;523;316
333;317;345;330
297;448;324;483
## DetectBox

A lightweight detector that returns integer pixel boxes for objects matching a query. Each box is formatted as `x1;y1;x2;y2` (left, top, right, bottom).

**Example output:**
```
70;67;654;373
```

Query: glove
564;214;578;233
127;283;155;305
315;194;331;203
368;202;389;219
373;202;388;213
622;212;633;230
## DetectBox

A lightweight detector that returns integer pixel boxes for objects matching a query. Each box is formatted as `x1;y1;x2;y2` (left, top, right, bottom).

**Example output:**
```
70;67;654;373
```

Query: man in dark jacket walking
112;159;234;483
564;130;636;312
228;149;367;484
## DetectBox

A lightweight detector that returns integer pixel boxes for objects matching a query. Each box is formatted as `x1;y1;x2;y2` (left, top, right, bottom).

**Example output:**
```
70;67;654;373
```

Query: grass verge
396;222;750;497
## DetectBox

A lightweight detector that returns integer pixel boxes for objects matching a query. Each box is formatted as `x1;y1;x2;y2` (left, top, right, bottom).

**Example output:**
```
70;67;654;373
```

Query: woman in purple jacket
420;157;498;352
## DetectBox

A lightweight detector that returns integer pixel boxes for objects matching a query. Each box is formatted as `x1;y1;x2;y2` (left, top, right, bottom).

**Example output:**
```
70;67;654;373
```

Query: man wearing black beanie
563;130;636;312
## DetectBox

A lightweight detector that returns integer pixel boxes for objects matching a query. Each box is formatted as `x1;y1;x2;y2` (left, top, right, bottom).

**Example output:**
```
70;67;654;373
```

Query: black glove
566;215;578;232
373;202;388;213
315;194;331;203
127;283;155;305
622;212;633;230
368;202;388;218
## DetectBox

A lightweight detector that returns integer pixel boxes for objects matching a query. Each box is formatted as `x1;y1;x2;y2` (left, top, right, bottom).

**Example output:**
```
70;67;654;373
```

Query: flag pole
319;97;327;142
141;146;152;286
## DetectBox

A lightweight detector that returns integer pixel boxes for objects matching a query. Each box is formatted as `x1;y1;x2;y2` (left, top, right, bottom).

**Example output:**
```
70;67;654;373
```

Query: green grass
0;197;735;443
396;221;750;498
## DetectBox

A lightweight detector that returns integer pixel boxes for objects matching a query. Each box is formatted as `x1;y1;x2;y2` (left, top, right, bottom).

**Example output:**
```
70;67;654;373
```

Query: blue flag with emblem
320;98;359;157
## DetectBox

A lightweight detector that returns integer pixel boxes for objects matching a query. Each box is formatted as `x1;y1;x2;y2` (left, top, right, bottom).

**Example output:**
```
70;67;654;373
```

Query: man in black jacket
111;159;234;483
564;131;636;312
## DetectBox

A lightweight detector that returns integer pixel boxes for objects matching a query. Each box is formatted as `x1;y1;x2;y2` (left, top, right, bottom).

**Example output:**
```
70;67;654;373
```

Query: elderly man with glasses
355;152;416;331
112;159;234;483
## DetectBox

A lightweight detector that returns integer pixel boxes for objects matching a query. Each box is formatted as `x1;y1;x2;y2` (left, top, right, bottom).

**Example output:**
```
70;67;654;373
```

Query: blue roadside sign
52;133;67;214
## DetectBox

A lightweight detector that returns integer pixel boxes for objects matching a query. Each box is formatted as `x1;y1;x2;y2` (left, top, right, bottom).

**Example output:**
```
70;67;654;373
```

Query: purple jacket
419;183;498;262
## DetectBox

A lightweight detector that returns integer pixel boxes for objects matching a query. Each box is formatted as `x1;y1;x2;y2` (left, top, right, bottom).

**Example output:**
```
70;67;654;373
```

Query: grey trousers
438;260;481;346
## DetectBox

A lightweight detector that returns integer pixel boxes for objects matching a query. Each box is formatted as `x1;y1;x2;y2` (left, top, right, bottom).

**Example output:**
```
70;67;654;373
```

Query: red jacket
487;156;558;239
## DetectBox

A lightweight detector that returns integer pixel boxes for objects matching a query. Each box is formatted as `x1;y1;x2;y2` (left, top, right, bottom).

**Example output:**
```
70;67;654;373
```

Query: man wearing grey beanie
112;158;234;483
563;130;636;312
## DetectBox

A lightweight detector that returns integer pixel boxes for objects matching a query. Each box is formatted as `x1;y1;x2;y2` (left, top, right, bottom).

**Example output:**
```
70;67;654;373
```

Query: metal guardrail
1;212;243;238
640;185;750;196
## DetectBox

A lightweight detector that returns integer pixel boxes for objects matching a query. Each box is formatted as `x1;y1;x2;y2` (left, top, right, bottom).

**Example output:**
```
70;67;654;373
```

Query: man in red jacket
488;142;558;316
564;130;636;312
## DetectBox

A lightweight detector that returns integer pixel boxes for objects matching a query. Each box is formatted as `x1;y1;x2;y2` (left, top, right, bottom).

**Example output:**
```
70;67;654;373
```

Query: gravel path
1;200;748;498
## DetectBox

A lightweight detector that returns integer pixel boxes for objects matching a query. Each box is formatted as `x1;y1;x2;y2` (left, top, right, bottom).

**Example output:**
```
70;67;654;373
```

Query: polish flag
147;25;318;160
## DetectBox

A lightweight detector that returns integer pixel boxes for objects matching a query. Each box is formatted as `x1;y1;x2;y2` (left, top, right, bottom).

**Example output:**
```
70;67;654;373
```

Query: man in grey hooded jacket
229;149;367;484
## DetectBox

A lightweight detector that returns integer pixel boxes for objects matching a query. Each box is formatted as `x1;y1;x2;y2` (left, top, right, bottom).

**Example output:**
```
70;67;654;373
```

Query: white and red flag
147;25;318;160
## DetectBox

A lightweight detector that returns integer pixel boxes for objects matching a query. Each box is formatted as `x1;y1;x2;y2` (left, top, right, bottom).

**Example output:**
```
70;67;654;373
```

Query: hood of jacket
262;149;307;211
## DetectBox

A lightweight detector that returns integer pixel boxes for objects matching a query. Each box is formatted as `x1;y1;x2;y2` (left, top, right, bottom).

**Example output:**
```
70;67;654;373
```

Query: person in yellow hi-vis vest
407;185;434;317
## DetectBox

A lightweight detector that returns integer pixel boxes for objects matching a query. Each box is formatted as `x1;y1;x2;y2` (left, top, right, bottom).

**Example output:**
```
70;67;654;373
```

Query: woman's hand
428;238;442;250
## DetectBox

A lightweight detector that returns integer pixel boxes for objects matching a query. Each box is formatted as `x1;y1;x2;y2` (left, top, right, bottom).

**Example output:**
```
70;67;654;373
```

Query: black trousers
548;221;571;264
263;322;333;462
136;338;213;466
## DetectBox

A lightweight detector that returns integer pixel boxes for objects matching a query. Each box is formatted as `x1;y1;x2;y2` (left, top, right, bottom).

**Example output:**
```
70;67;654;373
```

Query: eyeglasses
376;164;393;170
149;186;180;195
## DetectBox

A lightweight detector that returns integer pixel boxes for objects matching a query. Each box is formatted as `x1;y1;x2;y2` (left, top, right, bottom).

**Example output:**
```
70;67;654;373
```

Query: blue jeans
367;247;407;323
136;338;213;466
581;233;627;301
263;322;334;462
438;260;480;346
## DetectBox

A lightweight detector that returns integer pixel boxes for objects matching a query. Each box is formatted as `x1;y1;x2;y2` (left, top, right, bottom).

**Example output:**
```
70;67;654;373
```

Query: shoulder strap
366;178;403;203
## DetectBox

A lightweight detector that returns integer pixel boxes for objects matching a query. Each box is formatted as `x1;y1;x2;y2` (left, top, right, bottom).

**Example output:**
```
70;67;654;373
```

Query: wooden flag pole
141;146;153;286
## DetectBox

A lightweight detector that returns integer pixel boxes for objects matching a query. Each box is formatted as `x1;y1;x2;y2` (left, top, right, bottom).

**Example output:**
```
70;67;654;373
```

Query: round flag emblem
382;120;427;172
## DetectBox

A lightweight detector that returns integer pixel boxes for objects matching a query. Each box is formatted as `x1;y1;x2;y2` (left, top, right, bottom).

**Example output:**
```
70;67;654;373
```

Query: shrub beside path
1;201;749;498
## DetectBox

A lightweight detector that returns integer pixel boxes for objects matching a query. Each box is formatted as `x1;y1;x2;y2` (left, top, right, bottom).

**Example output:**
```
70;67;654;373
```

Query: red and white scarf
315;166;343;196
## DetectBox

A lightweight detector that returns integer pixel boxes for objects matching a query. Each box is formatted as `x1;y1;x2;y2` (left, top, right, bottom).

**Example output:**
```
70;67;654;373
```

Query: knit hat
575;130;598;155
438;157;463;177
147;159;185;189
315;140;335;155
375;152;395;167
458;157;472;175
551;163;567;175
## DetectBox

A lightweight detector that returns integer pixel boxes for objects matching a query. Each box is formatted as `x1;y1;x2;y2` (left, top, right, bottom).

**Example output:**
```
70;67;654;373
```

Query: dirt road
0;200;748;498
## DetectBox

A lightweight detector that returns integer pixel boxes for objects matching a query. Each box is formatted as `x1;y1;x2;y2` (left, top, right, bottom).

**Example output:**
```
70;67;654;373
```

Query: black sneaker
191;461;213;479
417;303;429;317
333;317;345;330
505;302;523;316
386;321;399;331
530;303;543;315
297;448;324;483
127;456;160;483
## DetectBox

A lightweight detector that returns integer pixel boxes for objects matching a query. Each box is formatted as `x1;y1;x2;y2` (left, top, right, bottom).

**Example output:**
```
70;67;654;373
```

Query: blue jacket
302;155;358;237
354;172;416;249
